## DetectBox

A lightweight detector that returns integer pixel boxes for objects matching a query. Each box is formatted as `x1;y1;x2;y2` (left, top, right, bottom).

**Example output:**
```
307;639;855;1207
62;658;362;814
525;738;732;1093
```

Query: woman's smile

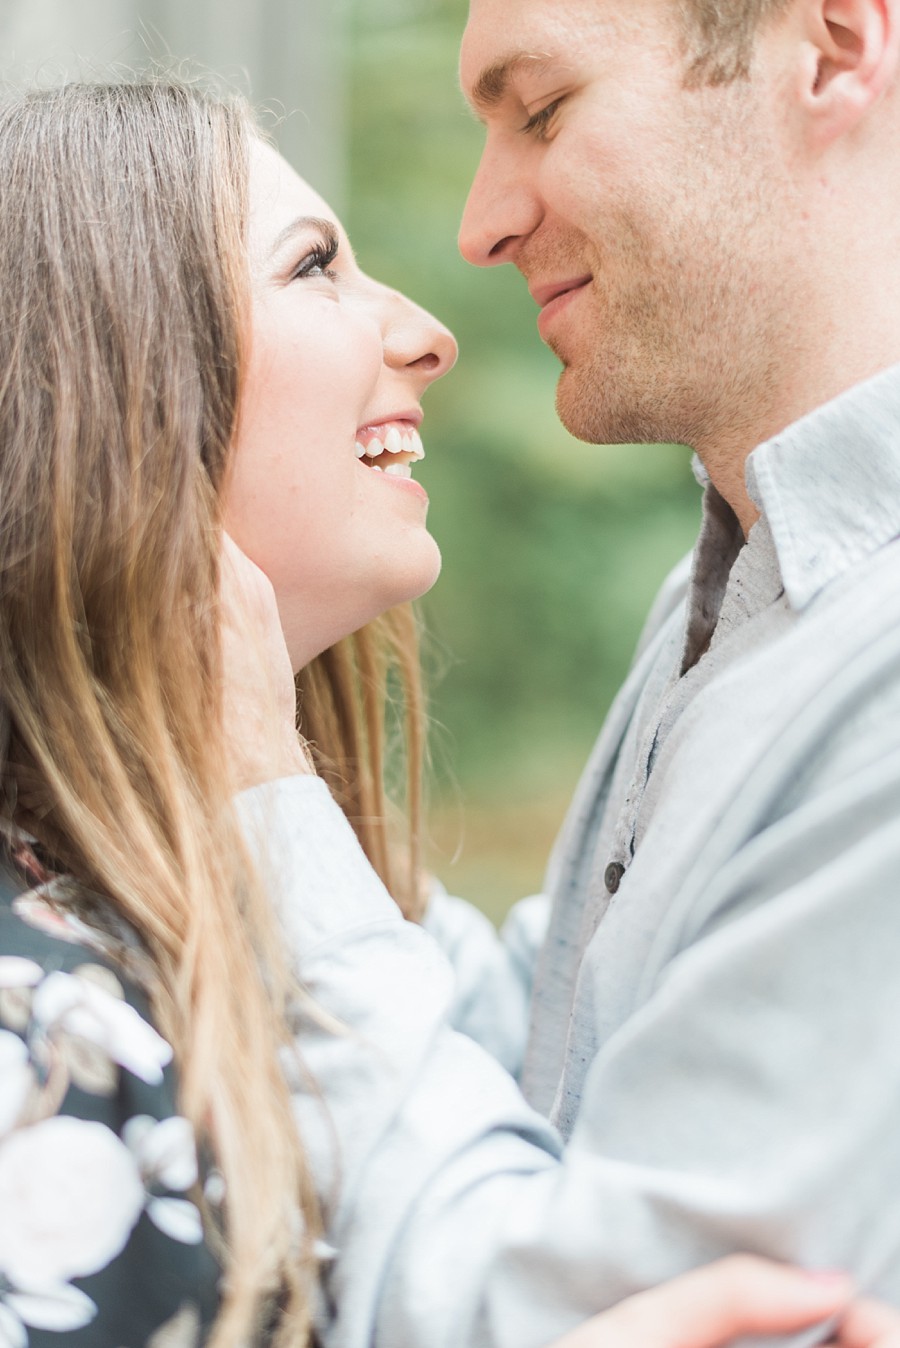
355;417;426;478
224;140;457;671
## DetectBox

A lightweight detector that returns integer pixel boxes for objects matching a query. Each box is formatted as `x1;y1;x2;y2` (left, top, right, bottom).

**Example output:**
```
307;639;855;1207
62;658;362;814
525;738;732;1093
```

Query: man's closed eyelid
522;97;564;137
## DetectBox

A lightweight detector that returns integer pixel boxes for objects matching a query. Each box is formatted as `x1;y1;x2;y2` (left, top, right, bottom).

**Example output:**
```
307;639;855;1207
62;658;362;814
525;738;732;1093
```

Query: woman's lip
536;277;592;339
356;408;423;436
368;472;429;505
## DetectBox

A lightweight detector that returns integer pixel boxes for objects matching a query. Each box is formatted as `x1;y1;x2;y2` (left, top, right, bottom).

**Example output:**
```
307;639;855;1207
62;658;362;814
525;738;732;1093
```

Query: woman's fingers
548;1256;852;1348
835;1298;900;1348
219;533;312;789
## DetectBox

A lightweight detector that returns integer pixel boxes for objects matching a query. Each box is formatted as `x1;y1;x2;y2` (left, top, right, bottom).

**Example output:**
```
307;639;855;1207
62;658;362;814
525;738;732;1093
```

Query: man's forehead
460;0;639;104
462;0;556;77
460;0;580;111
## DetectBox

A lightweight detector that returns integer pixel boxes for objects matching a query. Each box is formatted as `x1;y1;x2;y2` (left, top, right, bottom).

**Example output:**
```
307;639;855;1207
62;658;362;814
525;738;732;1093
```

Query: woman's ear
799;0;899;144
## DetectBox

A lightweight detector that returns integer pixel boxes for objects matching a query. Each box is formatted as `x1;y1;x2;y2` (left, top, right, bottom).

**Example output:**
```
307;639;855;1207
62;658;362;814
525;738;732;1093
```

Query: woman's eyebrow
267;215;338;260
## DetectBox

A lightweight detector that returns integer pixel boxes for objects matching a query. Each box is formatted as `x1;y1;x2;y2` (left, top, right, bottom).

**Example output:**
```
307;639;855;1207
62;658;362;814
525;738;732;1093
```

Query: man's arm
241;754;900;1348
423;884;549;1076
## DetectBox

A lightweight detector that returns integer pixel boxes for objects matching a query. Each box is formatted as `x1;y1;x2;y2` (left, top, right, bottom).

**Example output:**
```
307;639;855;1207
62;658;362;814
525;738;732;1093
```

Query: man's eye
521;98;563;140
292;241;339;281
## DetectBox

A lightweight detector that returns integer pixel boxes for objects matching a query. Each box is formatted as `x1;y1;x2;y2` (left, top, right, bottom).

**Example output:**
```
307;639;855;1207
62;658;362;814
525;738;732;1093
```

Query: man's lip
536;277;592;340
529;275;592;309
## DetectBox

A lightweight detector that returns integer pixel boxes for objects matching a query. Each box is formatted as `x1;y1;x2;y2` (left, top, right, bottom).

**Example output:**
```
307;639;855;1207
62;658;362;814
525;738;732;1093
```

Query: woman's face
224;140;457;671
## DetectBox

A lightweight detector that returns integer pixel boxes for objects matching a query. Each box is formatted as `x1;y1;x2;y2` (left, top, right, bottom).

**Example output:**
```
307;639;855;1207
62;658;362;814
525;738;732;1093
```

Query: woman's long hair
0;78;425;1343
300;604;427;921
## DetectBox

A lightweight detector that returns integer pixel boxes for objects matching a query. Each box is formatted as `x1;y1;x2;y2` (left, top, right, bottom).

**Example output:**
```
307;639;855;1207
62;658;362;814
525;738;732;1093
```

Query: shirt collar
681;466;745;672
746;361;900;610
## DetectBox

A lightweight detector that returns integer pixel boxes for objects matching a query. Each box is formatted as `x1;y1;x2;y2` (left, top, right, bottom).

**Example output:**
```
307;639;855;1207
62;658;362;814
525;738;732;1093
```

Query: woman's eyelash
521;99;563;140
292;235;339;281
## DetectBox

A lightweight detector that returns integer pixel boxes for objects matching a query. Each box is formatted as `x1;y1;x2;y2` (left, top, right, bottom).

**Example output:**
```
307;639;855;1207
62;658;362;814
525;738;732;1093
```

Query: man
453;0;900;1126
255;0;900;1343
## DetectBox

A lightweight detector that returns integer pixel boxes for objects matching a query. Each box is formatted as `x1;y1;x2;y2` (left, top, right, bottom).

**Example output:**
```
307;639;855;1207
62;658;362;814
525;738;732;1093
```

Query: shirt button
604;861;625;895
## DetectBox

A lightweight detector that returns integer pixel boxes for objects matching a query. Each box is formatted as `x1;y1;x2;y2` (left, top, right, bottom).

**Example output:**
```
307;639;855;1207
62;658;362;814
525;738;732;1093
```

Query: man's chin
554;368;616;445
555;368;666;448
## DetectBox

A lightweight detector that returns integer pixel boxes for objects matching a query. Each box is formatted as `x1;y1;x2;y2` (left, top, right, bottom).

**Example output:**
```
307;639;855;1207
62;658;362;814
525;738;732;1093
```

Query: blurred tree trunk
0;0;346;206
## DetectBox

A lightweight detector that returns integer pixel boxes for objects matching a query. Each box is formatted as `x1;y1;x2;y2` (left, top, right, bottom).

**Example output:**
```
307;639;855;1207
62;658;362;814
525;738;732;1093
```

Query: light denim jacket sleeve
237;728;900;1348
422;884;549;1078
236;776;562;1348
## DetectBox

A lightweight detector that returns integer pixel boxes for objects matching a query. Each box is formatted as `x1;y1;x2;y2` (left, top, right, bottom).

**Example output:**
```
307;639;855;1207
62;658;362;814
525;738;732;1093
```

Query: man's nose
458;142;542;267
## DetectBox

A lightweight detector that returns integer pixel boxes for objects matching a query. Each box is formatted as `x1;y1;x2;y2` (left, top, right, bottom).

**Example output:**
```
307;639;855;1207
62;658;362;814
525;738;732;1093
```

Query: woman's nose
383;291;458;385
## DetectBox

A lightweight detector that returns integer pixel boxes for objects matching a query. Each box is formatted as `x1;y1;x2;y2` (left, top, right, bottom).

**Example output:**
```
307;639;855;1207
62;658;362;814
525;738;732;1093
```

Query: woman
0;77;438;1347
0;77;895;1348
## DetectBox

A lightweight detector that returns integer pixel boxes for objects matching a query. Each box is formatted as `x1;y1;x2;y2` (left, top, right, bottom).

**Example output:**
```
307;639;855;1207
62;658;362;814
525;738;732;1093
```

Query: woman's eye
521;98;563;141
291;241;339;281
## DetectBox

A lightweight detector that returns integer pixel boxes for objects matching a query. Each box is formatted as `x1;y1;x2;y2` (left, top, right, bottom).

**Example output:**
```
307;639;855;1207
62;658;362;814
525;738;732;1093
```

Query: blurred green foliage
345;0;702;919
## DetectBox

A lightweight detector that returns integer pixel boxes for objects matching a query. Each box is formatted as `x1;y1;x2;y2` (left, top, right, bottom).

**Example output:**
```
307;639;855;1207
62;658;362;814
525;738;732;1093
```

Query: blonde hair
300;604;427;922
0;78;424;1343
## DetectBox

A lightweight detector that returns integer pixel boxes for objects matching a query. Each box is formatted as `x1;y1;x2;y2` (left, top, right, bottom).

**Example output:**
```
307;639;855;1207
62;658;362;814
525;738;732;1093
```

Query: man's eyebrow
267;215;337;260
466;51;556;115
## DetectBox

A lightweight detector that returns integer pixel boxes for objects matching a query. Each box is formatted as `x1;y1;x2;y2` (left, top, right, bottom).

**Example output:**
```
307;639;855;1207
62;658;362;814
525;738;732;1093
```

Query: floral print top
0;855;222;1347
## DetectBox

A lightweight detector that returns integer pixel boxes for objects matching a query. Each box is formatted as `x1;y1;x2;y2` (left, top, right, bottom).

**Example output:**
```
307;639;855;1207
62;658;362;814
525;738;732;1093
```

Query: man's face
459;0;803;459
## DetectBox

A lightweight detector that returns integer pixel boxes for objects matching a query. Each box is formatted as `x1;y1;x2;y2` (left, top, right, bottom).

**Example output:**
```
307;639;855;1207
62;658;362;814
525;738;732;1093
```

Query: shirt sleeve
239;768;900;1348
422;883;549;1078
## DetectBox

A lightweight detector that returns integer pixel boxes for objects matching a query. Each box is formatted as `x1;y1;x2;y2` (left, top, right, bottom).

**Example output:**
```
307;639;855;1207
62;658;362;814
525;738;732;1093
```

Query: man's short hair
681;0;792;84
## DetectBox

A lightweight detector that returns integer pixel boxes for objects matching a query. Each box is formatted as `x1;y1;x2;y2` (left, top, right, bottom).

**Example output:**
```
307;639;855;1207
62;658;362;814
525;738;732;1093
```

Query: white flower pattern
124;1116;204;1245
11;893;111;957
146;1303;201;1348
0;1116;146;1288
31;969;173;1085
0;1032;33;1137
0;900;220;1346
0;958;43;990
0;1281;97;1344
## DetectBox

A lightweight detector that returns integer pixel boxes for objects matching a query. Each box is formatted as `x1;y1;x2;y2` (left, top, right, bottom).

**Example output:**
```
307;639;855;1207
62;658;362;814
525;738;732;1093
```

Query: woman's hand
838;1298;900;1348
547;1256;856;1348
219;534;313;791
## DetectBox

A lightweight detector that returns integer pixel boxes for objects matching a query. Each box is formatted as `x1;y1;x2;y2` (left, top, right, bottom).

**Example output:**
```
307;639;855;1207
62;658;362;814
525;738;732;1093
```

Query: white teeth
357;426;424;469
384;462;412;479
371;464;384;472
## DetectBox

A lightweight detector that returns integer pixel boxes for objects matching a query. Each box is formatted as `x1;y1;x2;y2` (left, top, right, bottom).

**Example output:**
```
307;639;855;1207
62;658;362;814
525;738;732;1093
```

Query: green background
346;0;701;923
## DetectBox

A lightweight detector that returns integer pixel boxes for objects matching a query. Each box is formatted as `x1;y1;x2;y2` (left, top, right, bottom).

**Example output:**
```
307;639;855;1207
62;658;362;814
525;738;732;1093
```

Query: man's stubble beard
544;225;786;456
532;82;792;455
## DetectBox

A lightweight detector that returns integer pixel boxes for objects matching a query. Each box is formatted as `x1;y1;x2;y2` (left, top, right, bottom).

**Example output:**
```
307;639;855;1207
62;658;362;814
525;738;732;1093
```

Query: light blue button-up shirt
243;364;900;1348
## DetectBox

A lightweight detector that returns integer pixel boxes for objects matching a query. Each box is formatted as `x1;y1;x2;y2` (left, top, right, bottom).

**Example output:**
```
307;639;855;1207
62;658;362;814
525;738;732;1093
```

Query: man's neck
698;349;900;540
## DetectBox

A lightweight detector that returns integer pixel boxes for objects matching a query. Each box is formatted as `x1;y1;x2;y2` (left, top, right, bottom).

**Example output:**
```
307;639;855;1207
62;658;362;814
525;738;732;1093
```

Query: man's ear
798;0;899;144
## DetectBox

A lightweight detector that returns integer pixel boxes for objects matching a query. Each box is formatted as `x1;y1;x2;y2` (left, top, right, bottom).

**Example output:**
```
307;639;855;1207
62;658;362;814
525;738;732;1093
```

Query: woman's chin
286;543;442;672
407;536;442;601
368;533;443;614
